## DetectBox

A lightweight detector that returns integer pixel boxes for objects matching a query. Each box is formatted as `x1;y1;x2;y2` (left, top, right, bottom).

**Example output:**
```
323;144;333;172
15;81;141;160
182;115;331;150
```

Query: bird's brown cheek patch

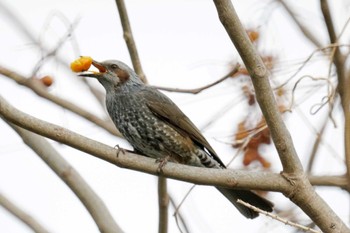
115;69;130;83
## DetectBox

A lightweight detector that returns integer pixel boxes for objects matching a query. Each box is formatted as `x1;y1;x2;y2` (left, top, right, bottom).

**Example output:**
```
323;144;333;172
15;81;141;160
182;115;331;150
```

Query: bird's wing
139;87;226;168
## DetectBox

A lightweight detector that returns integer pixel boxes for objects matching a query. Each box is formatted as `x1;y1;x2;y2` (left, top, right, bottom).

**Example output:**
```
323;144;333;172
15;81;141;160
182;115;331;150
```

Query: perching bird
79;59;273;218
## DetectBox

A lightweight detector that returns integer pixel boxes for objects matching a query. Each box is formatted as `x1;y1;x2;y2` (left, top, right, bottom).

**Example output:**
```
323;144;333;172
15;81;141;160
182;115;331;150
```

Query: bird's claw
114;144;126;157
155;156;170;174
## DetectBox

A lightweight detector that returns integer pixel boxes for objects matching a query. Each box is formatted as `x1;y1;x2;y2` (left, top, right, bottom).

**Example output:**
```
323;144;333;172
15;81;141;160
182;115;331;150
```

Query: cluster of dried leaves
232;29;287;169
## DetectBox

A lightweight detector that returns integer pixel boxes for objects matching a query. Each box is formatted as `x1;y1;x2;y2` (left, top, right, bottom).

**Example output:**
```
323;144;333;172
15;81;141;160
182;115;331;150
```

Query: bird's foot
114;144;126;157
155;156;170;174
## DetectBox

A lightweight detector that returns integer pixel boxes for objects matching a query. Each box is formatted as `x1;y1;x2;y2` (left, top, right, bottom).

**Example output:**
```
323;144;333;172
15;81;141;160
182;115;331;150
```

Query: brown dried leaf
246;29;260;42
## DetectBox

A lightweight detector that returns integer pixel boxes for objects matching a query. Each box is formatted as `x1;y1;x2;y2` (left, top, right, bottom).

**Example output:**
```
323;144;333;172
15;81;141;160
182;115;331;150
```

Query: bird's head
79;59;143;91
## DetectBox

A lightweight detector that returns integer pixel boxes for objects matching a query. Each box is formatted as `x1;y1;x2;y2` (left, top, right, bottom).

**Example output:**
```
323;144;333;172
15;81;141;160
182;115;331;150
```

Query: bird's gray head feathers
79;59;144;92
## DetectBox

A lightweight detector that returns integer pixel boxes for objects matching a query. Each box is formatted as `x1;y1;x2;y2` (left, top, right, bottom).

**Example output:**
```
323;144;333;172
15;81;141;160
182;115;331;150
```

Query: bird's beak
78;60;107;78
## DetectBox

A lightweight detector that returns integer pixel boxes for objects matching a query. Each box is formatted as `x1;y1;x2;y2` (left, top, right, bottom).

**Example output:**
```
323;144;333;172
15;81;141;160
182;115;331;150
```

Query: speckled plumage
80;59;273;218
107;86;222;168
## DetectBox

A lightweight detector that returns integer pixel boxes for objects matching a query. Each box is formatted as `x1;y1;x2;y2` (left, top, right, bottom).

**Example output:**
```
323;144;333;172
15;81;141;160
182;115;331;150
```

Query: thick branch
7;123;123;233
0;95;288;192
212;1;349;232
0;95;345;187
2;96;349;232
212;0;303;174
0;193;50;233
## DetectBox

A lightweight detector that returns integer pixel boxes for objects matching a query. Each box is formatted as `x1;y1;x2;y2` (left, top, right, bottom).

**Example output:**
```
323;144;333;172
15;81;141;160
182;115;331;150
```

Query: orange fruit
70;56;92;72
40;76;54;87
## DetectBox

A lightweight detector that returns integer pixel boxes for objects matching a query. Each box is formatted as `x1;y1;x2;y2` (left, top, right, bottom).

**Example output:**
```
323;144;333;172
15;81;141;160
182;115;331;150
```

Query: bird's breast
106;93;196;160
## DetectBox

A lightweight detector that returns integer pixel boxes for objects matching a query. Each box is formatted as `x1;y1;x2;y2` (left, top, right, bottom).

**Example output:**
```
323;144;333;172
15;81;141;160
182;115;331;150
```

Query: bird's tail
216;187;273;219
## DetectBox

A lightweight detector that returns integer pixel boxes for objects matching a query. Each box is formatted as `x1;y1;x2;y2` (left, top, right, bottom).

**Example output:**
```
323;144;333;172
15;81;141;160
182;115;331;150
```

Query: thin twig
1;4;106;109
6;123;124;233
320;0;350;190
200;94;244;131
237;199;321;233
44;11;80;55
275;44;349;90
153;64;240;94
173;185;196;221
277;0;323;48
0;1;80;78
114;0;147;83
46;12;106;107
172;135;251;221
158;177;169;233
81;78;106;107
169;195;190;233
0;65;121;137
307;112;330;173
0;193;50;233
309;175;348;190
289;75;335;117
32;18;79;77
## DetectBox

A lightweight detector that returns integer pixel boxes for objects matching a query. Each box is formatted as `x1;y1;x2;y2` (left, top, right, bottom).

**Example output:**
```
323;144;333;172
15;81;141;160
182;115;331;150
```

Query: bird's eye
111;64;119;70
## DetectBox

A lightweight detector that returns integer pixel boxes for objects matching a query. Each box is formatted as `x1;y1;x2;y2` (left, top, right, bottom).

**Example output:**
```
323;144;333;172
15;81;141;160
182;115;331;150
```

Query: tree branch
0;65;121;137
309;175;348;190
306;114;329;173
0;95;288;192
114;0;147;83
212;1;349;232
212;0;302;174
6;122;123;233
169;195;190;233
153;64;240;94
320;0;350;191
237;199;321;233
277;0;323;48
2;95;349;232
158;177;169;233
0;193;50;233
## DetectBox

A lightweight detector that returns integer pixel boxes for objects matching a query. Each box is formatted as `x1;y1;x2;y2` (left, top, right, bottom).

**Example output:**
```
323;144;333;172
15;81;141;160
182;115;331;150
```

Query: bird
79;59;273;219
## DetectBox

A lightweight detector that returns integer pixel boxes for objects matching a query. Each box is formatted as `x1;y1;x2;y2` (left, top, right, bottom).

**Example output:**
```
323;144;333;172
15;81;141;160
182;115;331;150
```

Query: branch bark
6;123;123;233
320;0;350;191
309;175;348;189
114;0;147;83
153;64;240;94
158;177;169;233
212;1;350;232
0;193;50;233
1;95;349;232
212;0;302;174
0;95;288;191
0;65;121;137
